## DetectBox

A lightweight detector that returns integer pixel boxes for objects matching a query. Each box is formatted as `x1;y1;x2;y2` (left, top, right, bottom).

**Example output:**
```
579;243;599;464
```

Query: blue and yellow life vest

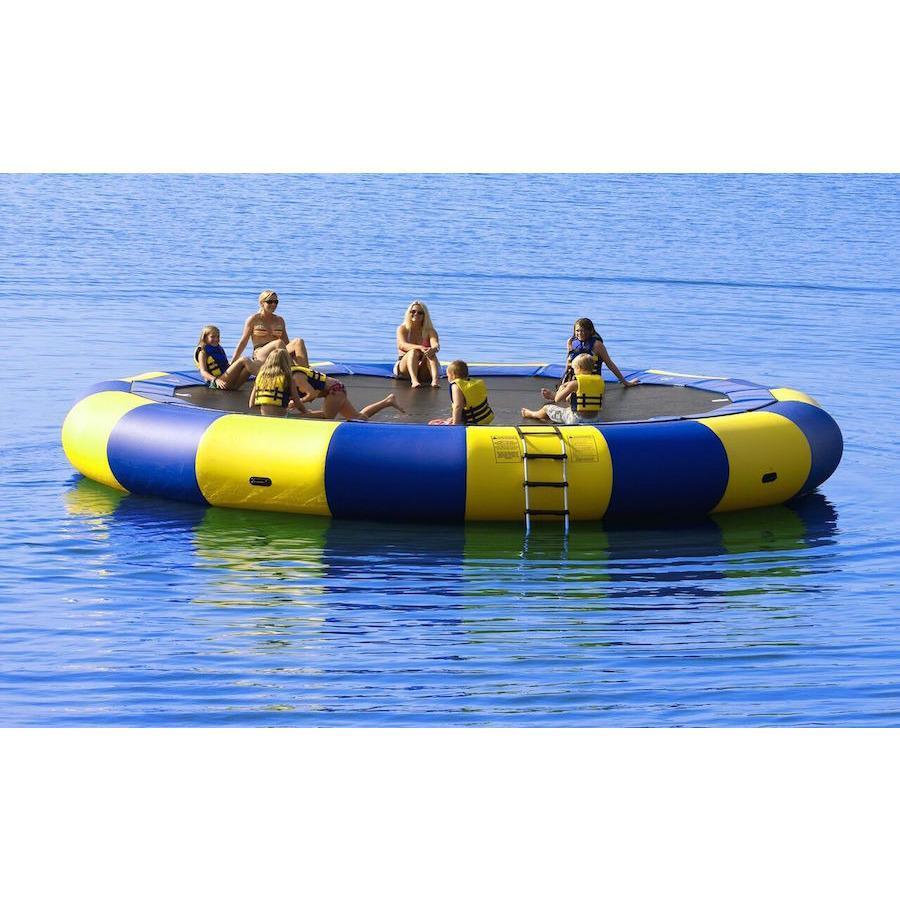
570;373;604;414
566;334;603;375
292;365;328;393
255;374;289;407
452;377;494;425
195;343;230;378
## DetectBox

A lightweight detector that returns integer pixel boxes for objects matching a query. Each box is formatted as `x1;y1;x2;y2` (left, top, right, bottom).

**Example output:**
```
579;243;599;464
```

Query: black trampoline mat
175;375;731;424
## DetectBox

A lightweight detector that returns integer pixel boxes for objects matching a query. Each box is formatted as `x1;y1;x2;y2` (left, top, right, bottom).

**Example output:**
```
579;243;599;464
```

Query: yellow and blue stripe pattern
61;365;843;523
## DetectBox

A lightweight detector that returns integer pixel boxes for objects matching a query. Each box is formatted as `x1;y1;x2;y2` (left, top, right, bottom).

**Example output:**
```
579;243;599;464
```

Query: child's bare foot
386;393;407;414
430;380;440;388
541;388;554;401
410;380;422;388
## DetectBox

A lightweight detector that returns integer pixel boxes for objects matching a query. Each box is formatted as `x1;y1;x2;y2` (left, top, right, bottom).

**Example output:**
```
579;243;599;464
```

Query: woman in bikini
395;299;441;388
232;290;309;367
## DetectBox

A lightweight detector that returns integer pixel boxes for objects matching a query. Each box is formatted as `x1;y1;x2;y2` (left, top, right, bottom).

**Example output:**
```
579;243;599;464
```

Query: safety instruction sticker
491;436;522;463
568;435;599;462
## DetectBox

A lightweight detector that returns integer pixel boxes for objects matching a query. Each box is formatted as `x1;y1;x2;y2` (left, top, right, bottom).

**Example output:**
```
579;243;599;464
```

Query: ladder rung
526;509;570;516
524;453;567;460
525;481;568;488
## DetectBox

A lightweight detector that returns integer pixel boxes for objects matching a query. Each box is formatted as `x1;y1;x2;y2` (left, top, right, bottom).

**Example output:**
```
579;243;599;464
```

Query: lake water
2;173;898;725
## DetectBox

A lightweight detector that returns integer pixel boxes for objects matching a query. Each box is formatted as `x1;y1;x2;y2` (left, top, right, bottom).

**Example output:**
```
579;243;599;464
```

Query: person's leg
357;393;406;419
521;405;551;420
286;338;308;367
220;358;251;389
399;349;424;387
252;339;287;363
426;355;441;387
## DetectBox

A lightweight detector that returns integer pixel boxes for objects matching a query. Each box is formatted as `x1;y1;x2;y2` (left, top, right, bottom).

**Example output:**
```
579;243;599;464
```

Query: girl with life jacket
521;353;612;425
428;360;494;426
232;289;310;367
395;299;442;388
291;365;407;421
194;325;259;390
563;317;638;387
248;349;304;417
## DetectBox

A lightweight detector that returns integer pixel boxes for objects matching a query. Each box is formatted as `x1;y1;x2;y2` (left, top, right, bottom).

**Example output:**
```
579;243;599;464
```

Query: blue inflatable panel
77;380;134;402
601;420;729;518
107;404;223;505
325;423;467;522
767;401;844;493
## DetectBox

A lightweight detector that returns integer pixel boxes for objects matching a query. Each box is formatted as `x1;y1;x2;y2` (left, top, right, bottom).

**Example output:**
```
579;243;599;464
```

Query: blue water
2;174;898;726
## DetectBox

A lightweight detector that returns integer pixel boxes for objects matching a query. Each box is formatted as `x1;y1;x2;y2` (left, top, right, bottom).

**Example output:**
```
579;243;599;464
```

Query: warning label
568;435;599;462
492;436;522;463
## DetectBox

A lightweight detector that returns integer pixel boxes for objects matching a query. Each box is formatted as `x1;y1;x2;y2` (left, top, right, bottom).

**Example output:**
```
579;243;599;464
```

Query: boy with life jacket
429;360;494;426
521;353;617;425
195;324;259;390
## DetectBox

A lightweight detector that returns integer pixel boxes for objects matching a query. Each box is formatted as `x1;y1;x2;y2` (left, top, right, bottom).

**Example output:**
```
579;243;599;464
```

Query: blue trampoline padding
107;404;224;505
325;423;467;521
78;380;134;402
767;401;843;493
601;420;729;518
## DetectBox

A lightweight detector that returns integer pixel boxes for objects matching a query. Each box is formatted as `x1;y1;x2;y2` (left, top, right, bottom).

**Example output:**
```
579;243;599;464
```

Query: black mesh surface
174;375;730;424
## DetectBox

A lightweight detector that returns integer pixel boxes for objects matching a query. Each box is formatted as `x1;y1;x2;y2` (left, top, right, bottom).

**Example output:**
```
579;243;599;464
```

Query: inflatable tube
61;362;843;523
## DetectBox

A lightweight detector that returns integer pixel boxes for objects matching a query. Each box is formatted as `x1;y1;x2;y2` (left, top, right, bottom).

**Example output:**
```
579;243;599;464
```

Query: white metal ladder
514;424;570;534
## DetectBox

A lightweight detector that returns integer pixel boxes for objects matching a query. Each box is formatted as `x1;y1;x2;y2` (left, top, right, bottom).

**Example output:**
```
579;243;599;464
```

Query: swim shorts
545;406;598;426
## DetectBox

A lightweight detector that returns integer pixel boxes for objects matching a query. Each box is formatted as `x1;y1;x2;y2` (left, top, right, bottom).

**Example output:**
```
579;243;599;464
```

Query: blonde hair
197;324;219;346
403;299;437;338
447;359;468;379
572;353;595;374
258;289;279;309
255;348;292;391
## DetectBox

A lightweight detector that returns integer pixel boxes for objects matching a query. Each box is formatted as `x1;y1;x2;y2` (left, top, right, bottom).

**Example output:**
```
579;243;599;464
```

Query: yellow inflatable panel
464;426;613;521
770;387;820;406
124;372;170;382
698;411;811;513
195;415;340;515
61;391;154;491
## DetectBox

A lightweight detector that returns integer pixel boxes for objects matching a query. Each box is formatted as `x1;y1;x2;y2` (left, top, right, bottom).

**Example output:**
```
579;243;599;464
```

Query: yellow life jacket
255;374;288;407
453;377;494;425
291;365;328;392
571;373;604;414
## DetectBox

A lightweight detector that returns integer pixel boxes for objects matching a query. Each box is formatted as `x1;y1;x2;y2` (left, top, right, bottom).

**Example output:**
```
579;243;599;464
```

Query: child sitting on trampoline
195;325;258;390
290;365;406;421
429;360;494;426
248;349;304;417
522;353;606;425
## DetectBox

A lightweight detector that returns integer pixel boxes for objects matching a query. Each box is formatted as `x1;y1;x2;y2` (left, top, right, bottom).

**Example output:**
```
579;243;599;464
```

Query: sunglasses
410;309;423;316
264;299;278;306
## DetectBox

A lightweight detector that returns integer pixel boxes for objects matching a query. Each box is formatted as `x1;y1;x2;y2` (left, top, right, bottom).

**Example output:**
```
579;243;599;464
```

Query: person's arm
597;342;639;386
553;380;578;404
279;316;289;345
293;373;317;403
289;379;307;413
424;330;441;358
396;325;420;354
248;382;257;408
232;316;254;364
197;352;214;385
450;383;465;425
563;337;574;371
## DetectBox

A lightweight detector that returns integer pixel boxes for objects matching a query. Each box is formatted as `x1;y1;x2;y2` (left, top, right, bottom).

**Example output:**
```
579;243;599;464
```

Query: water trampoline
62;361;843;524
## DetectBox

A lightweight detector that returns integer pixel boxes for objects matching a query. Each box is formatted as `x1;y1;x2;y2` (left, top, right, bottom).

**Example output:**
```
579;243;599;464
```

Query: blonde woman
248;349;303;417
395;299;441;388
194;325;258;390
232;290;309;366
